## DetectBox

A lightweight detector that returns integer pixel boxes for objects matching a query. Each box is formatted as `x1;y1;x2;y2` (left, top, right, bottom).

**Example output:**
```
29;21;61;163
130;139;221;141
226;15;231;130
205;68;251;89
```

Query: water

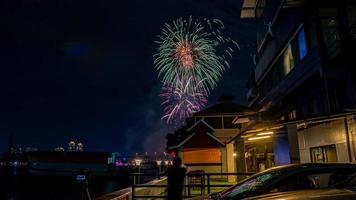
0;172;131;200
0;168;160;200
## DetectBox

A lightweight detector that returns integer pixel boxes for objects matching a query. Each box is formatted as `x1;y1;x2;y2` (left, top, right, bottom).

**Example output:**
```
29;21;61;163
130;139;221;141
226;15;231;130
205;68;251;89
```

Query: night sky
1;0;255;155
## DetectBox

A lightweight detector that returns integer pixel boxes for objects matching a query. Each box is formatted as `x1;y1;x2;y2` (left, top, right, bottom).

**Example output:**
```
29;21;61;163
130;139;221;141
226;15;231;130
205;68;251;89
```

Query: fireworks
160;77;208;124
154;17;239;124
154;17;238;92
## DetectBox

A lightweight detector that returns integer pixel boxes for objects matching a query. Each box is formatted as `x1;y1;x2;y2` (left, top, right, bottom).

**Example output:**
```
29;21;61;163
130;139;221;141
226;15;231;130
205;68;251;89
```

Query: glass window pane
204;117;222;129
224;117;239;128
282;44;295;75
298;28;307;60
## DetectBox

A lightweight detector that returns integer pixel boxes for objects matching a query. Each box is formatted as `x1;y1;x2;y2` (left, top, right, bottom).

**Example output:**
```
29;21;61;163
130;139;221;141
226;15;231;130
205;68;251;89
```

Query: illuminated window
282;44;295;75
298;28;307;60
288;109;297;120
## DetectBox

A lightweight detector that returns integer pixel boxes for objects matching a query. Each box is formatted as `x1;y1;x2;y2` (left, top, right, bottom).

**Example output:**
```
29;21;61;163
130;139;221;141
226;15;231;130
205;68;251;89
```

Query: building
168;120;225;173
167;96;254;181
237;0;356;171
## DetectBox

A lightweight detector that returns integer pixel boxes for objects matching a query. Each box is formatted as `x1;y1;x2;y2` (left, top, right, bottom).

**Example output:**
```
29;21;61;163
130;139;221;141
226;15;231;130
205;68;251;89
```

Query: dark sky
1;0;255;155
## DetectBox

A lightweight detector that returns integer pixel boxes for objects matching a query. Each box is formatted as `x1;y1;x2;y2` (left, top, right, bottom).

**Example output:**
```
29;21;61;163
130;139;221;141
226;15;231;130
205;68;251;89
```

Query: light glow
247;135;271;141
257;131;274;136
134;159;142;166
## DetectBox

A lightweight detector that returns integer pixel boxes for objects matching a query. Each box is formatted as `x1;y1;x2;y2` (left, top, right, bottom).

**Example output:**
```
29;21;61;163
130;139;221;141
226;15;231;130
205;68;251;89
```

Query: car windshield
337;174;356;189
218;170;281;199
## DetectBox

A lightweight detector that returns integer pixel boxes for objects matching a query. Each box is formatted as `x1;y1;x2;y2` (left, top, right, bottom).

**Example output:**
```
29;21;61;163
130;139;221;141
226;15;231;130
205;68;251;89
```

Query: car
241;188;356;200
242;172;356;200
189;163;356;200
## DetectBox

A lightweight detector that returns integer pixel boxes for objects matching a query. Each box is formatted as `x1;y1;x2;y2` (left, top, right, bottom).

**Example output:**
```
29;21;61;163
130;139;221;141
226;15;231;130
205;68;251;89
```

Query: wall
346;117;356;162
221;147;227;173
226;143;236;182
179;148;223;173
214;129;239;143
298;119;351;163
183;148;221;164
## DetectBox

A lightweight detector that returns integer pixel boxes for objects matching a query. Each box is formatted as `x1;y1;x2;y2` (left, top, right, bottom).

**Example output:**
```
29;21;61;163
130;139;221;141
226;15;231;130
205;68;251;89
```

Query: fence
131;172;254;199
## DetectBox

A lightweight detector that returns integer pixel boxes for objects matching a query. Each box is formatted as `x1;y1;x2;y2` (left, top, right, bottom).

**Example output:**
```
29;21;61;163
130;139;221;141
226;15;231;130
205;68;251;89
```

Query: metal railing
130;172;254;199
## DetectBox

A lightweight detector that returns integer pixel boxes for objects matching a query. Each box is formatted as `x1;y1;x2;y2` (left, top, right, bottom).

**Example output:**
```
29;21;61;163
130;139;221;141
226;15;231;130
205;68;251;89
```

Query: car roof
243;188;356;200
242;163;356;183
258;163;356;173
219;163;356;197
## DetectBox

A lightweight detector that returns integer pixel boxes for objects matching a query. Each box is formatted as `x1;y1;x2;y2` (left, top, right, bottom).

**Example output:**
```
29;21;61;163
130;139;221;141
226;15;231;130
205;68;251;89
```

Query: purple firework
160;77;208;124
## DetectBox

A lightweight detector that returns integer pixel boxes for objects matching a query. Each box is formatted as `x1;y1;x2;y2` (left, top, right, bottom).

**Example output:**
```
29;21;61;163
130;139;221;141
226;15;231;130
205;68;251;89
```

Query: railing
130;172;254;199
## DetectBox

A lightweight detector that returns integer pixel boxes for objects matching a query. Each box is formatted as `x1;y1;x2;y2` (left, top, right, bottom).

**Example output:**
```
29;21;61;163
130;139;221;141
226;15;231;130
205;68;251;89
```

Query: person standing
167;157;187;200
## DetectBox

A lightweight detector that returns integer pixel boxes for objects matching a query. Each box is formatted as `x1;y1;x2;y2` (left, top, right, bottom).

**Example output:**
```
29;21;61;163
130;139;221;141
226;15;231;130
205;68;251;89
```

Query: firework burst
154;17;239;93
160;77;208;124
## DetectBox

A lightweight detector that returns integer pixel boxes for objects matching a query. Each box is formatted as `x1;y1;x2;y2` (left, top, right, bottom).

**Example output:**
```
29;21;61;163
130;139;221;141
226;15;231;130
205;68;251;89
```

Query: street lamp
134;159;142;173
156;160;162;177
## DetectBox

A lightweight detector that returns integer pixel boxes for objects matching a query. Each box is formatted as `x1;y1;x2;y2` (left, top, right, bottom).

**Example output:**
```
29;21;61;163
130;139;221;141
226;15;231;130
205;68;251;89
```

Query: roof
187;119;214;132
168;131;224;150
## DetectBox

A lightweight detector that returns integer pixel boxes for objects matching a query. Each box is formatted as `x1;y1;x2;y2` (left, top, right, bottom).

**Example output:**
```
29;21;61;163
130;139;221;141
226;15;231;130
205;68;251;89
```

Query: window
310;145;337;163
204;117;222;129
267;174;316;193
258;25;310;98
223;171;280;199
267;170;355;193
347;6;356;42
255;0;266;18
223;117;239;128
297;28;308;60
282;44;295;75
320;8;341;58
288;109;297;120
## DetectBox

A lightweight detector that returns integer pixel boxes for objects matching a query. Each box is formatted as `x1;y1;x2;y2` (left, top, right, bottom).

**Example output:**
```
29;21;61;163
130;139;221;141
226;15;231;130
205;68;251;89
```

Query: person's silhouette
167;157;186;200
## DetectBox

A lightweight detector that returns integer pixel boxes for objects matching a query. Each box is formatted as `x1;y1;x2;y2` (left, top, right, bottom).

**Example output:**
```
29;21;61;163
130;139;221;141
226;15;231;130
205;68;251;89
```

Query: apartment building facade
237;0;356;172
